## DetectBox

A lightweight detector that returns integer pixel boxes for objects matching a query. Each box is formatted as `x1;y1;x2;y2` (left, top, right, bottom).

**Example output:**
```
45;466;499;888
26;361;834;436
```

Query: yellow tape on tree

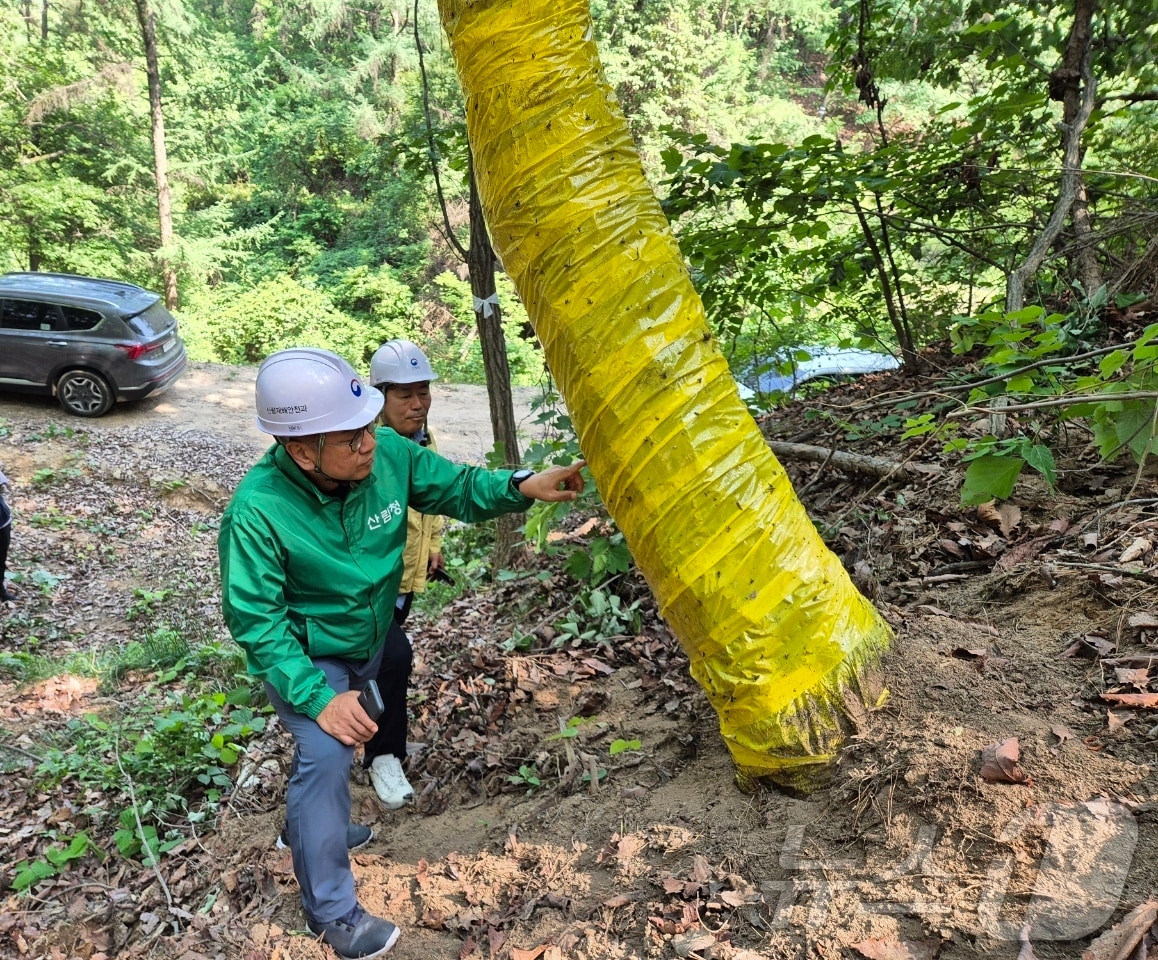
438;0;892;788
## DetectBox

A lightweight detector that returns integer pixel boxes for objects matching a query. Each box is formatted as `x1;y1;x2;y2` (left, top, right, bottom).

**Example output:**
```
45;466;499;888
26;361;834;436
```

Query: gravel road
0;361;548;467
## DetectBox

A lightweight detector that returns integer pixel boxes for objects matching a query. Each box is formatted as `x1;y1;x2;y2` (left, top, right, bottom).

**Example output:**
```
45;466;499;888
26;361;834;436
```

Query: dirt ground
1;361;1157;960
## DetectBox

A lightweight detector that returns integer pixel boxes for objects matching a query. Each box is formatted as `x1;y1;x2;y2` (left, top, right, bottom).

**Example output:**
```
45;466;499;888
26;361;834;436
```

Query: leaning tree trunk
467;155;523;567
133;0;178;309
1008;0;1098;312
437;0;891;790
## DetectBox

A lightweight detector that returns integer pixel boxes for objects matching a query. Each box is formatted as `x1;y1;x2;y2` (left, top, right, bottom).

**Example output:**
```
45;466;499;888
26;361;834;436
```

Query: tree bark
1055;0;1102;297
1008;0;1098;311
133;0;178;309
468;156;522;566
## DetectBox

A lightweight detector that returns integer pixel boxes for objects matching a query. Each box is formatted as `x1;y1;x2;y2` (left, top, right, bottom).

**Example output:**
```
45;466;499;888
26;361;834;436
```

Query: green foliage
35;684;267;848
125;589;173;621
554;588;644;648
412;517;496;618
546;716;588;741
516;394;643;647
930;298;1158;504
206;274;393;368
507;763;542;794
609;737;642;756
590;0;836;171
32;467;83;486
112;808;184;865
26;421;82;442
12;831;98;892
562;531;633;582
0;650;57;683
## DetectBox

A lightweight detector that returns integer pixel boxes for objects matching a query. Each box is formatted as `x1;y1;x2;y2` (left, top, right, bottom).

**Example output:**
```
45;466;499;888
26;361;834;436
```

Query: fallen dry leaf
977;500;1021;537
1113;667;1149;688
1100;692;1158;709
1106;711;1128;734
1061;635;1116;659
1118;537;1153;564
509;947;548;960
1128;611;1158;629
980;738;1029;784
673;931;717;958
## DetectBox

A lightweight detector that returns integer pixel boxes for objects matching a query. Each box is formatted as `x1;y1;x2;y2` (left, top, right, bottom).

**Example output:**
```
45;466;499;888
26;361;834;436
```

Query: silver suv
0;272;187;417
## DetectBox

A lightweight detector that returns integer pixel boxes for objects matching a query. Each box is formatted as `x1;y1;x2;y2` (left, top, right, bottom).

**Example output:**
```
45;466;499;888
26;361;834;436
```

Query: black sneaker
307;904;400;959
276;822;373;851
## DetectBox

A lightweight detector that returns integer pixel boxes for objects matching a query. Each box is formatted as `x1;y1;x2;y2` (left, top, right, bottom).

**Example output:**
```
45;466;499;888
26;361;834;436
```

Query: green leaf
961;455;1023;505
1020;444;1057;487
1099;350;1129;378
12;859;57;891
609;738;641;756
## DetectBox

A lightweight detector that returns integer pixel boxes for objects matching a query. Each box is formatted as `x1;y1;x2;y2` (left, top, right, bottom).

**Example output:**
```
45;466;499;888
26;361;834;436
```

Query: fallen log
769;441;941;480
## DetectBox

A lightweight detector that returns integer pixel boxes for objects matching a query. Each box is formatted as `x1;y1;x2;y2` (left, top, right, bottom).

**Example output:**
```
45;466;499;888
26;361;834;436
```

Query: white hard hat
369;339;438;387
255;348;384;436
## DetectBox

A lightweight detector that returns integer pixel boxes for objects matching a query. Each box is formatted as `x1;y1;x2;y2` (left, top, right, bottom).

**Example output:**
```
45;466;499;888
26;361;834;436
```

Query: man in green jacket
218;348;583;959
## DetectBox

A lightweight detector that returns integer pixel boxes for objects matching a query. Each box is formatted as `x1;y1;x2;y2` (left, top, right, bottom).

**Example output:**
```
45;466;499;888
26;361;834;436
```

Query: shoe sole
377;794;413;811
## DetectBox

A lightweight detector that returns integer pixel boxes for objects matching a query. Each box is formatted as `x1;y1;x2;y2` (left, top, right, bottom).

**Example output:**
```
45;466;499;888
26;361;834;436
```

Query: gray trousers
265;648;382;924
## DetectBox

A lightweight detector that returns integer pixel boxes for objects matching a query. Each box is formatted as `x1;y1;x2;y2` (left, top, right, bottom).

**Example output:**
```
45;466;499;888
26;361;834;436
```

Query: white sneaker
370;754;414;810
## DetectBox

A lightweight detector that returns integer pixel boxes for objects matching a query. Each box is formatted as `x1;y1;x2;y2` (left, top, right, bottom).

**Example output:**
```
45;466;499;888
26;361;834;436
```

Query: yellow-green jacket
399;430;445;594
218;428;529;719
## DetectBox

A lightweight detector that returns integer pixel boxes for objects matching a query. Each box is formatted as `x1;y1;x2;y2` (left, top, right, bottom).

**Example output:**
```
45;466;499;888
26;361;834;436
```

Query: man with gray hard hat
361;339;442;811
218;347;584;959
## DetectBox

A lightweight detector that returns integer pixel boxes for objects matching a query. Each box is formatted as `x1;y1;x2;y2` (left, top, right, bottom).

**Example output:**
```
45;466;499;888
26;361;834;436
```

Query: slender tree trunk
40;0;47;41
1055;0;1102;296
852;198;917;367
1008;3;1097;312
133;0;178;309
468;155;522;566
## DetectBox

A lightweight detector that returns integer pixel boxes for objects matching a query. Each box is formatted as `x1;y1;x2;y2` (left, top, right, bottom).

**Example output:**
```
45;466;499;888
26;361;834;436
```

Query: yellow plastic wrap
438;0;892;788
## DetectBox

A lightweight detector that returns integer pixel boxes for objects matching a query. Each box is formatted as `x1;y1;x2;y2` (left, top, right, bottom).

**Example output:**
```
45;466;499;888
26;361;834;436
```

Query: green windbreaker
218;428;530;719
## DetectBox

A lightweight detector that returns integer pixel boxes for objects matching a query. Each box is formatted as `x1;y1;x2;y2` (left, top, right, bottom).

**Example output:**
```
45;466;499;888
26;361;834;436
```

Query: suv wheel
57;370;114;417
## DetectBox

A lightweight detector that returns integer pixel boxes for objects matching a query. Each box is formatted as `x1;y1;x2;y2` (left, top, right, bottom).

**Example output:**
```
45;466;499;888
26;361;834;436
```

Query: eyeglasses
318;425;371;458
338;425;369;453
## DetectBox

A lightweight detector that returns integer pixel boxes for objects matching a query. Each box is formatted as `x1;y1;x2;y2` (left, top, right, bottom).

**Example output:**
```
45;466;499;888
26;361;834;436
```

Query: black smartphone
357;679;384;721
428;566;456;586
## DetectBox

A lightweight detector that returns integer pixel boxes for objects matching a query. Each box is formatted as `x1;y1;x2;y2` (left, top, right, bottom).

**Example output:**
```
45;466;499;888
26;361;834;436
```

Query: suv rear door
0;298;69;388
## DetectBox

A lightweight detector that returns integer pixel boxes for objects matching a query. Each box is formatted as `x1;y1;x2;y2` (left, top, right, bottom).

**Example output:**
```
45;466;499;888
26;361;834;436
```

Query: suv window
60;305;103;331
126;301;176;339
1;298;59;331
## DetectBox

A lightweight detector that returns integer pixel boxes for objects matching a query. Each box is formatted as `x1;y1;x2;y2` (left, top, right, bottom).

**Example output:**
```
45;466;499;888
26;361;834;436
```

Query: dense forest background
1;0;1156;442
